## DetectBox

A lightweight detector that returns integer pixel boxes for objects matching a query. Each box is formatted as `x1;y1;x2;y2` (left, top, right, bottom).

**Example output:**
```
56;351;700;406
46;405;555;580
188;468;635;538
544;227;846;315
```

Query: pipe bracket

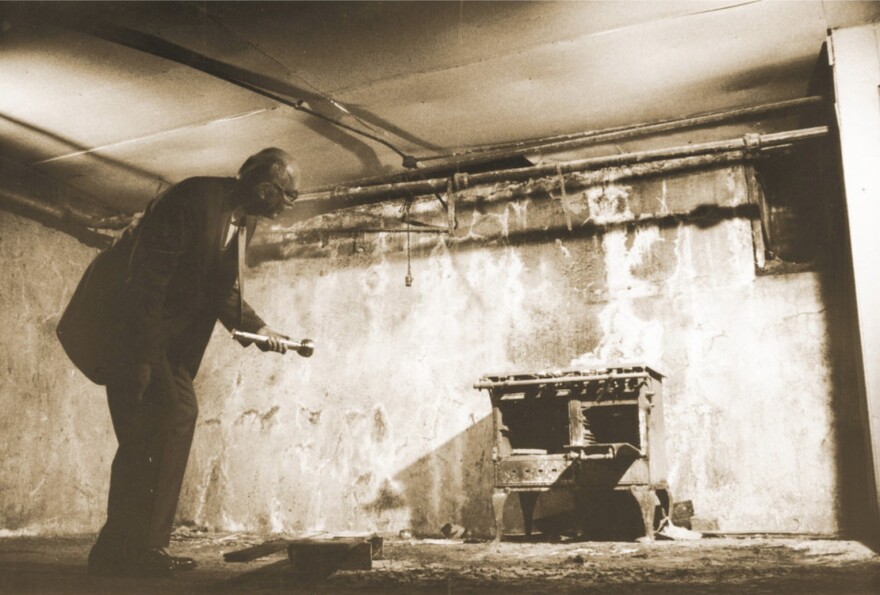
743;133;762;157
446;178;458;231
452;173;469;192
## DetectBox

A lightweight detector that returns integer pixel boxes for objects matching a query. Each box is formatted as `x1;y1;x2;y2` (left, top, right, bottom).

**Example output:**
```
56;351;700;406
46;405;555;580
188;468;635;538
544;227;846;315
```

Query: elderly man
57;148;299;577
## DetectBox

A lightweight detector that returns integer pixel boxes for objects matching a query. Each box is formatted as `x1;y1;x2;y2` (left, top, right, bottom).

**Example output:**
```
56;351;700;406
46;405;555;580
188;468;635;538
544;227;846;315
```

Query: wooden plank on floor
287;539;372;576
223;539;289;562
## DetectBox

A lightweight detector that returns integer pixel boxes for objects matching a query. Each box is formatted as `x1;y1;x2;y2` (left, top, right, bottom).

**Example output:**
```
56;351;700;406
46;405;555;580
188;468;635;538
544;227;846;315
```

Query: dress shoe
88;547;196;578
149;547;197;572
127;548;196;576
89;548;172;578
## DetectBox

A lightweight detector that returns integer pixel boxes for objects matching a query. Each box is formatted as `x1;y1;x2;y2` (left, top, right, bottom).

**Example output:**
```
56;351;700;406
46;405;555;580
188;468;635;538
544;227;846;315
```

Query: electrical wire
231;76;417;164
201;8;417;167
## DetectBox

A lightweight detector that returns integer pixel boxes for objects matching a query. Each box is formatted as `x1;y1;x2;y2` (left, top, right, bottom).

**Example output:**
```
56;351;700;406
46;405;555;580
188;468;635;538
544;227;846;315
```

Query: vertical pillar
830;22;880;535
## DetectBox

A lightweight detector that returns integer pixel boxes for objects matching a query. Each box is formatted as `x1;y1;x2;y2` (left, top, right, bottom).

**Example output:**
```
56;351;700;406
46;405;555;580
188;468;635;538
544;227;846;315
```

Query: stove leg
656;488;671;527
519;492;538;537
492;489;509;542
632;487;658;542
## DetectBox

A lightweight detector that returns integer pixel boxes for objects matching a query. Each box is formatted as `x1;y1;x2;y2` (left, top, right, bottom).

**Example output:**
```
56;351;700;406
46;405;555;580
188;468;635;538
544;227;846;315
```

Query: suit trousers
92;355;198;557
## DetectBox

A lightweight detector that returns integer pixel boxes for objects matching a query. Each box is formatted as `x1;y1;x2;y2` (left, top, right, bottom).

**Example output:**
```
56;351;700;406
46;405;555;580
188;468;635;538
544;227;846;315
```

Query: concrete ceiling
1;1;879;216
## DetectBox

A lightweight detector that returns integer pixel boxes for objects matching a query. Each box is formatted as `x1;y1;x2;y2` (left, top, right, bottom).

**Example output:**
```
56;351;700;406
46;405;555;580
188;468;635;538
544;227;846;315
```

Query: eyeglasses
270;182;299;205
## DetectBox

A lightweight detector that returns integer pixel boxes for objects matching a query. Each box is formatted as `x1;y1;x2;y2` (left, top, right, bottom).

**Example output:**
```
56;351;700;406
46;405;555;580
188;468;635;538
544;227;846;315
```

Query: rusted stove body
475;365;670;541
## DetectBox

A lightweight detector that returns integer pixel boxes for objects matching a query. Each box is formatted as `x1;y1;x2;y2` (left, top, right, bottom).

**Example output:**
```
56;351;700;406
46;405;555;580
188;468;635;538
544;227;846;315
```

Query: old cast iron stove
475;364;670;541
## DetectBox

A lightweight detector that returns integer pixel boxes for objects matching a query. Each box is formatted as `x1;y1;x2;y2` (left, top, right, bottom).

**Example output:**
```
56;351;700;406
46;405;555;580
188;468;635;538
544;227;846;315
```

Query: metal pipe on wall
413;96;823;168
2;126;827;234
465;127;826;185
298;126;829;205
302;96;824;190
281;149;755;238
0;186;131;230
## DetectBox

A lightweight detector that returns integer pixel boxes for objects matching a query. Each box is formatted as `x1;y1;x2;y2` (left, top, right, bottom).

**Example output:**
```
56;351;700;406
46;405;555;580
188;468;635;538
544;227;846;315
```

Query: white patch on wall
657;179;670;215
555;238;572;260
220;514;246;533
463;202;512;239
725;166;744;202
0;527;40;537
508;199;530;232
664;219;755;294
604;227;662;298
571;226;664;367
269;497;286;534
581;184;633;225
725;219;758;284
665;224;697;292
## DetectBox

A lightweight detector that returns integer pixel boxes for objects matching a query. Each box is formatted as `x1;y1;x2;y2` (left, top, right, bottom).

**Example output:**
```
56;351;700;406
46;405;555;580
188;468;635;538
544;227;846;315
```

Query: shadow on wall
363;414;497;538
813;148;874;542
817;146;875;540
802;51;876;543
360;412;653;540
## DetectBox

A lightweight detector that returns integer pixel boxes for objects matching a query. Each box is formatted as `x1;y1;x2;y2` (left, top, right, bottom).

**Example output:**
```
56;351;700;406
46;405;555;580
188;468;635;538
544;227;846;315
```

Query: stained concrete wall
182;163;858;536
0;211;114;535
0;161;865;537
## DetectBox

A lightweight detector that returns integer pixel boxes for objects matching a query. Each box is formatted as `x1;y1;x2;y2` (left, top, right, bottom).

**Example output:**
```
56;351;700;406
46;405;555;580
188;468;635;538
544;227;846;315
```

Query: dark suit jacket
57;177;265;385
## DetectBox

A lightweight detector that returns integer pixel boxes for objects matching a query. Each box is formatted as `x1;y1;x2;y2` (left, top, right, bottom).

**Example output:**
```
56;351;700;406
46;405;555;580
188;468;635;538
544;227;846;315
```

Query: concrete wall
0;161;865;537
0;211;114;536
183;163;858;536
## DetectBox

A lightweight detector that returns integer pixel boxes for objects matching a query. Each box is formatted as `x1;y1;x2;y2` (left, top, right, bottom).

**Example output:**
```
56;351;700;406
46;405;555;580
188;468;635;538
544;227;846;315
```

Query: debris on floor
1;533;879;594
440;523;467;539
657;519;703;541
223;532;383;579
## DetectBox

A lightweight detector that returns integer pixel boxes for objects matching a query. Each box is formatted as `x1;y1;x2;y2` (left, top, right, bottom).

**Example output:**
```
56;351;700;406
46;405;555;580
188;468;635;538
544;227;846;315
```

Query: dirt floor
1;531;879;594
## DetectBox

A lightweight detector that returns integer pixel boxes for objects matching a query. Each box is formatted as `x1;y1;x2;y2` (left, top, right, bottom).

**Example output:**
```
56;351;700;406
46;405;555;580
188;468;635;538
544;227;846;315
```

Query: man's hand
256;326;290;354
